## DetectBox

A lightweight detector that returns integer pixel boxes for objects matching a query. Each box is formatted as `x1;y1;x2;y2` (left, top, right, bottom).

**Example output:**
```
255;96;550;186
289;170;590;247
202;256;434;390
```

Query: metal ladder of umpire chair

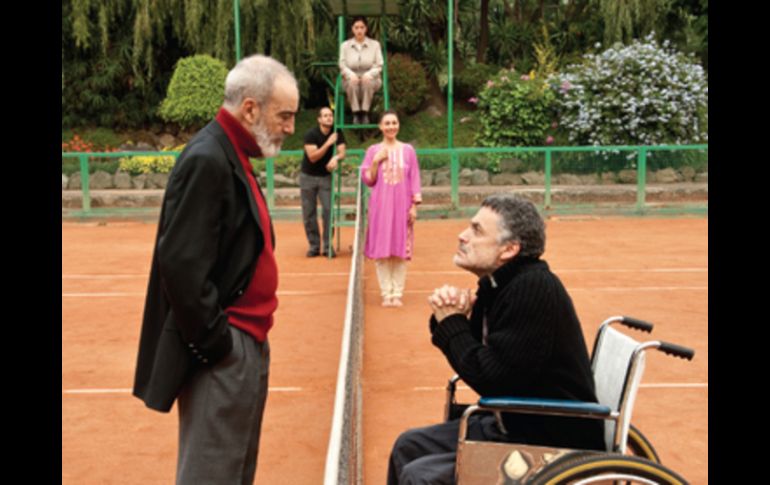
316;2;397;257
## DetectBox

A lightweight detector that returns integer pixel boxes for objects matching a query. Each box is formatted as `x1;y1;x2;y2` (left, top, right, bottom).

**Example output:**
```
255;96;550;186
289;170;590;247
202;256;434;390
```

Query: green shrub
454;63;500;101
119;145;184;175
476;69;557;147
158;55;228;129
387;53;429;115
549;34;708;147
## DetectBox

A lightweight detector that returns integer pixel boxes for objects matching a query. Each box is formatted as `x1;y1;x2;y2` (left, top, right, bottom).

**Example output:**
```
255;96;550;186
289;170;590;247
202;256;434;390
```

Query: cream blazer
339;36;383;79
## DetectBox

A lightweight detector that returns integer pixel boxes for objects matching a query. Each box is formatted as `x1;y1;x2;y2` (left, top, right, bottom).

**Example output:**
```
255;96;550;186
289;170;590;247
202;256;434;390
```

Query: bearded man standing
132;54;299;484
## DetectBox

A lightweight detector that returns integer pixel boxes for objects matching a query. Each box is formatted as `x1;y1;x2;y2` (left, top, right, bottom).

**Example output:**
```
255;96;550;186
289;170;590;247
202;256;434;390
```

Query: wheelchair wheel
529;453;688;485
626;424;660;463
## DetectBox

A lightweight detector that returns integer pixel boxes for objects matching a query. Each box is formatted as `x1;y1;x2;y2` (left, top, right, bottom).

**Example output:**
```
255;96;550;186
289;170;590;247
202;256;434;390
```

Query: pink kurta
361;142;422;260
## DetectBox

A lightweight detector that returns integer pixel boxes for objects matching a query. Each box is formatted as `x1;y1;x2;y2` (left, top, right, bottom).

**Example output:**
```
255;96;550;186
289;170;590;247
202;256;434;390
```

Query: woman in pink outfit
361;110;422;307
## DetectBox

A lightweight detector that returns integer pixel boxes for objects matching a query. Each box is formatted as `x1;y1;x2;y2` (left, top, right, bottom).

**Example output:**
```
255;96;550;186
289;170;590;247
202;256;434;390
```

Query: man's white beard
252;119;283;158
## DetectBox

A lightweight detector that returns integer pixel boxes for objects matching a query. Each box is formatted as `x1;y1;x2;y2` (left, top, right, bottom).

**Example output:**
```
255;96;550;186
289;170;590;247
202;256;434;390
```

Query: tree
63;0;318;128
130;0;315;87
592;0;673;45
63;0;182;128
659;0;708;71
477;0;490;63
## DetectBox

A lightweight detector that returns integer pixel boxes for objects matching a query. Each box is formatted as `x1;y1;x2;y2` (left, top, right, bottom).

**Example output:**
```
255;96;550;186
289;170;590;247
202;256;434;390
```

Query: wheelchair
445;316;695;484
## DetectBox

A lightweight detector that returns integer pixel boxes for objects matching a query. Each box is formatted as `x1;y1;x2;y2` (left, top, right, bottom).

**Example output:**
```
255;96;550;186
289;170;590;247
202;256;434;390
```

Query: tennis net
323;175;366;485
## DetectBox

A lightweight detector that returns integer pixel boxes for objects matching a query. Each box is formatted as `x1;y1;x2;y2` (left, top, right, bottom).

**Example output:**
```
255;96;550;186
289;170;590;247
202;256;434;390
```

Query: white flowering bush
549;34;708;147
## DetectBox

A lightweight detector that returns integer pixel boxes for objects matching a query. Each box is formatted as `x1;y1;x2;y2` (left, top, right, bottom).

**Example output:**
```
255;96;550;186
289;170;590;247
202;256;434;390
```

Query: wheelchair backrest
591;325;647;452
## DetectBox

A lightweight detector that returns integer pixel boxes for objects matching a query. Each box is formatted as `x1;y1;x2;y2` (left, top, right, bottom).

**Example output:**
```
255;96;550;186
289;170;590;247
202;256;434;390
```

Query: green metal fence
62;143;707;219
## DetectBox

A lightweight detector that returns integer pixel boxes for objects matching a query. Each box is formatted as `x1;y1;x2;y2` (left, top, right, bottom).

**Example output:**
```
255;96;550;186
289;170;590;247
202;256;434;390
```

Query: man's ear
240;98;261;124
499;240;521;264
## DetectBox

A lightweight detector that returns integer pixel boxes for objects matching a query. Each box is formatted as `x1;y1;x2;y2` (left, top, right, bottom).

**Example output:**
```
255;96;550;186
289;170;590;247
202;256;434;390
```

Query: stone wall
62;166;707;191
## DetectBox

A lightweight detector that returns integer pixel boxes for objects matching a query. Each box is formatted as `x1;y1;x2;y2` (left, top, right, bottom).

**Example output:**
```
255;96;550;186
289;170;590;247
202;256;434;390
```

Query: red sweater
216;108;278;342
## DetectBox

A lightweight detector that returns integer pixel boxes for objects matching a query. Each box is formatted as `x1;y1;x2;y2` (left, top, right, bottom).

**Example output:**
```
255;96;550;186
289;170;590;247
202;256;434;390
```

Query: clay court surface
62;216;707;484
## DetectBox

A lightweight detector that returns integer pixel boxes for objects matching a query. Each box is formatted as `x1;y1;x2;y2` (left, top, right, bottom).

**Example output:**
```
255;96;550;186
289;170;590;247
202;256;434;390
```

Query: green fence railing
413;144;707;212
62;144;707;218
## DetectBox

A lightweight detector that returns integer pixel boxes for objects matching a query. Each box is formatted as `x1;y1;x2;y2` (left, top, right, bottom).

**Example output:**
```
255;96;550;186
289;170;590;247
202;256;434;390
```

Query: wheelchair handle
447;374;461;391
620;316;654;333
658;341;695;360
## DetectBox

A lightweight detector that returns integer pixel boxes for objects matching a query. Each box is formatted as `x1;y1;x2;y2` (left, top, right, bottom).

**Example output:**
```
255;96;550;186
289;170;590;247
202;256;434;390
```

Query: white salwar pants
375;257;407;299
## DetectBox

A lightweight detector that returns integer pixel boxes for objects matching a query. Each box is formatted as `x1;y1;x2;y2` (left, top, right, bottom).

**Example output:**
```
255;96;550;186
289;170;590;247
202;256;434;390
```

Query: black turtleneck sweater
430;256;605;451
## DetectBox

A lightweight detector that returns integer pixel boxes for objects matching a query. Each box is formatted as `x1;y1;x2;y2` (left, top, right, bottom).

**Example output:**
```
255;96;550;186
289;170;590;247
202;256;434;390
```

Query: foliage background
63;0;708;156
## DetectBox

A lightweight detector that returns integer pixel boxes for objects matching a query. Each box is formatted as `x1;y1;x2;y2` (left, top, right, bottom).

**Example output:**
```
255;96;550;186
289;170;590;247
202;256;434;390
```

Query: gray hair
481;194;545;258
223;54;297;109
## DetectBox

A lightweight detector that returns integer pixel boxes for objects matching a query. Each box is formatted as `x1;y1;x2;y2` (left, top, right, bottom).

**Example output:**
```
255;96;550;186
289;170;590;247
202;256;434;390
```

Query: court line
638;383;708;389
63;386;303;395
62;268;706;280
408;268;707;275
566;286;707;292
62;290;346;297
62;272;351;279
64;383;706;395
369;287;707;295
62;274;147;279
561;268;706;273
65;286;708;298
412;383;707;392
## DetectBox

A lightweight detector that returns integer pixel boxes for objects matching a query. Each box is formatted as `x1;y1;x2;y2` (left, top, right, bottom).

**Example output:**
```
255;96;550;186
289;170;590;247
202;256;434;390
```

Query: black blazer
132;119;275;412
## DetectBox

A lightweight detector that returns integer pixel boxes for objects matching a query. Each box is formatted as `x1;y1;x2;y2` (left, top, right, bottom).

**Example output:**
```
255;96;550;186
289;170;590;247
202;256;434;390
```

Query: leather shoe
306;249;320;257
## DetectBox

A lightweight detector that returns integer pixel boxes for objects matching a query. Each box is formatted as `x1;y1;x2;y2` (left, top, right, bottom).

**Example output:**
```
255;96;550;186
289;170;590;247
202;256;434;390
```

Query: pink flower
520;75;530;81
468;97;479;104
486;80;495;88
560;80;572;93
545;136;554;145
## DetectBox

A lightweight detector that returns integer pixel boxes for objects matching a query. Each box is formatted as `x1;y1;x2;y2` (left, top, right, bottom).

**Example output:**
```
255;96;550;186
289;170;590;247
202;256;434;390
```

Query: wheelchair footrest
457;441;585;484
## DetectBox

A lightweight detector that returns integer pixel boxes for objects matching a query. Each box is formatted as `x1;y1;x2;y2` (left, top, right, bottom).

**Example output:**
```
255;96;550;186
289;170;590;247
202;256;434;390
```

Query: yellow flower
529;70;536;80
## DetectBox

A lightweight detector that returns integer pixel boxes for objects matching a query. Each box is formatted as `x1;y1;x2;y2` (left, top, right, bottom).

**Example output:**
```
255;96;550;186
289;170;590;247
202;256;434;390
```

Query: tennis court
62;215;707;484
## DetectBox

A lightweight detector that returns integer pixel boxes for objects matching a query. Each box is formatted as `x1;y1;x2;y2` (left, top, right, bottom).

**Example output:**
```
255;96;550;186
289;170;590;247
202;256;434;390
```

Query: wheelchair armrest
458;398;615;443
477;396;614;419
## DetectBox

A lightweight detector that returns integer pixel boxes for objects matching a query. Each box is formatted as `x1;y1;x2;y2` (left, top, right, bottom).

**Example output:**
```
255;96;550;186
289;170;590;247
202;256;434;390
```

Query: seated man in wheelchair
387;194;605;484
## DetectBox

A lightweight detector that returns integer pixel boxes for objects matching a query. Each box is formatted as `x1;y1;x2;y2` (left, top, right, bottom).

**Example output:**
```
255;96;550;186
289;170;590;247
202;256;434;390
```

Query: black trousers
387;414;510;485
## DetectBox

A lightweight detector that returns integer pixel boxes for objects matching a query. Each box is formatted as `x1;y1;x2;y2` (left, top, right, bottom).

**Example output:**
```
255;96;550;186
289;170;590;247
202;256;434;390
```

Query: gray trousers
387;415;508;485
176;326;270;485
342;75;382;112
299;172;332;252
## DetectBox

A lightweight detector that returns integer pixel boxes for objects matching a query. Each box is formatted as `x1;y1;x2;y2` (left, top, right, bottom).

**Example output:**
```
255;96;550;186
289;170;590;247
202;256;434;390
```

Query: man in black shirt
387;194;605;484
300;107;346;257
